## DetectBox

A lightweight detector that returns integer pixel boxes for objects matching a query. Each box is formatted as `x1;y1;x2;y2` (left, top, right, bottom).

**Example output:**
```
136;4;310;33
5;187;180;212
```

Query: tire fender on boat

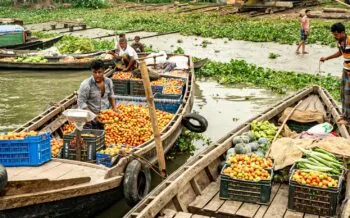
0;165;8;192
123;160;151;207
182;113;208;133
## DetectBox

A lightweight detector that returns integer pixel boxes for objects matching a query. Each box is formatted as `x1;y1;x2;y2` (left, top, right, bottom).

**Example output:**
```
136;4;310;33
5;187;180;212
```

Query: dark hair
331;22;345;33
119;38;127;43
134;36;140;40
90;59;105;70
119;33;125;38
305;9;311;13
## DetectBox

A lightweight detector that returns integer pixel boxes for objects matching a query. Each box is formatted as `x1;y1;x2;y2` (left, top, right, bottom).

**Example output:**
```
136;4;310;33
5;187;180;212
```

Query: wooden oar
265;100;303;157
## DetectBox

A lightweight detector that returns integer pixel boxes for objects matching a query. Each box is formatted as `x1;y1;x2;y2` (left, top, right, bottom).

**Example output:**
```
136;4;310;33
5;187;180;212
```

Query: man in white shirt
109;38;138;72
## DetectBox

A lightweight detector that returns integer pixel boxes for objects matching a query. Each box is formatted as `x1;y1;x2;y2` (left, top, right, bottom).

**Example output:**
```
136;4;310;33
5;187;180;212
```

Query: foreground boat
124;86;350;218
0;54;194;217
0;35;63;50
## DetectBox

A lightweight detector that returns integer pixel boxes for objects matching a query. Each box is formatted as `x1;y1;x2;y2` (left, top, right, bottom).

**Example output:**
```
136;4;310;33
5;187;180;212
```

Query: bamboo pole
140;60;167;177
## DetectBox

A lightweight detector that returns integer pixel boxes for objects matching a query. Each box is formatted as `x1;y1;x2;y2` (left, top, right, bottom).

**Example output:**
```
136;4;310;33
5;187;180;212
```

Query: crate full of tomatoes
220;154;274;204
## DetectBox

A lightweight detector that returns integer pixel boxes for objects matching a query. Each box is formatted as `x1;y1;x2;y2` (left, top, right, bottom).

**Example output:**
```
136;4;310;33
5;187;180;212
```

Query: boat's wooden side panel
124;86;349;218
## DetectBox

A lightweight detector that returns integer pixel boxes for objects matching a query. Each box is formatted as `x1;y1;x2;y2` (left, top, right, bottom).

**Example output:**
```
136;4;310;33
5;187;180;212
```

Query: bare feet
296;51;300;55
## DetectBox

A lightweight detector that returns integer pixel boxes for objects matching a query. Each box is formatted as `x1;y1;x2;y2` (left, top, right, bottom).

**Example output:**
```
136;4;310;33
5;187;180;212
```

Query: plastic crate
96;153;113;167
154;92;182;100
219;165;273;204
151;85;164;94
63;129;105;162
288;169;343;216
0;132;51;167
115;95;182;114
130;79;145;96
155;100;181;114
112;78;130;96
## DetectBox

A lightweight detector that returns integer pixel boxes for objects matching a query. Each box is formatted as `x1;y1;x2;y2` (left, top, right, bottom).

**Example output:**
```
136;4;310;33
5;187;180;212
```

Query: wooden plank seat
186;180;335;218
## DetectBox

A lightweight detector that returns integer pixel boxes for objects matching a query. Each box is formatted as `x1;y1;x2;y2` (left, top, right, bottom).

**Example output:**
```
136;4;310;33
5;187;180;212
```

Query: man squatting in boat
77;59;118;129
320;22;350;125
108;37;139;72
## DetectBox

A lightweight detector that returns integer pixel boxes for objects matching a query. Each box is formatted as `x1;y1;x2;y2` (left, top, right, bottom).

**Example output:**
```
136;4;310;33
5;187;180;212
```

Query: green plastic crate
63;129;105;162
288;169;343;216
219;165;273;204
112;78;130;96
0;32;24;47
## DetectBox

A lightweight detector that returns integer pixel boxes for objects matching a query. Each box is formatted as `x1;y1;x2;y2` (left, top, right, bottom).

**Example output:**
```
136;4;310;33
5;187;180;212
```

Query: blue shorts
300;29;308;41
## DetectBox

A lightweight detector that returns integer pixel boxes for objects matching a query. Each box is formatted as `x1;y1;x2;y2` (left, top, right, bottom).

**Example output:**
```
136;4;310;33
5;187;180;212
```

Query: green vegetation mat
196;59;340;100
1;7;349;46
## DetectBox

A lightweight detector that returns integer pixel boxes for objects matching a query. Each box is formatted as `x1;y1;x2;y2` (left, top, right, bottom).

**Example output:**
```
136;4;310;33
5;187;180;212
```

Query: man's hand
320;57;327;62
112;105;119;113
122;68;128;72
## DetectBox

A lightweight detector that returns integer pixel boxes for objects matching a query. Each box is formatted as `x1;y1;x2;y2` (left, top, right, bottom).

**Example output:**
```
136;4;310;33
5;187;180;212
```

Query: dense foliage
196;59;340;100
1;7;348;46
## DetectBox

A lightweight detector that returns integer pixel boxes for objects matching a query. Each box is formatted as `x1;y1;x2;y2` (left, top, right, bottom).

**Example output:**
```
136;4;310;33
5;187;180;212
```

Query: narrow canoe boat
0;55;114;70
124;86;350;218
0;54;194;217
0;35;63;50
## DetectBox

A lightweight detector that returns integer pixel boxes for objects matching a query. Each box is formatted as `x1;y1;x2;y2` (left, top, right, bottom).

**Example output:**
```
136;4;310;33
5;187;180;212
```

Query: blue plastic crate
0;132;51;167
96;153;112;167
151;85;164;94
155;101;181;114
114;95;182;114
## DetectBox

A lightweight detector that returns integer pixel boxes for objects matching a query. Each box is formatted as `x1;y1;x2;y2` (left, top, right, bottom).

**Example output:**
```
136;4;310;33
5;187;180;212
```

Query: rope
130;152;167;179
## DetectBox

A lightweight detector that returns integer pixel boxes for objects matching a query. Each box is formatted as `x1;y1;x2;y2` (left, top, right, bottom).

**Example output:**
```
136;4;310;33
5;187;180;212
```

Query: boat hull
0;186;122;218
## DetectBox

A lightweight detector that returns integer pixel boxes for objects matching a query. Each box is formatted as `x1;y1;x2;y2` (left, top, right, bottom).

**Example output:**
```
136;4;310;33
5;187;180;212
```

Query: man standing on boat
77;59;118;129
320;22;350;125
109;38;138;72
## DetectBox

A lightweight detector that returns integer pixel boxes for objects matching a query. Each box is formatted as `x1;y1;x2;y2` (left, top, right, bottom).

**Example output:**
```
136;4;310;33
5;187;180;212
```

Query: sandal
295;51;300;54
302;51;309;54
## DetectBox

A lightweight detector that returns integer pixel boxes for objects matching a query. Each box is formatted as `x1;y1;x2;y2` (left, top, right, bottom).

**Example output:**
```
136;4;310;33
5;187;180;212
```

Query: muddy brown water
0;69;285;217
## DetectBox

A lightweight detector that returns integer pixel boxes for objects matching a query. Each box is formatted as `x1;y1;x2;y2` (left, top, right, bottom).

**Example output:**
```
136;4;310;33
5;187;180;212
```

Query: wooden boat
124;86;350;218
0;54;194;217
0;49;105;59
0;35;63;50
0;55;114;70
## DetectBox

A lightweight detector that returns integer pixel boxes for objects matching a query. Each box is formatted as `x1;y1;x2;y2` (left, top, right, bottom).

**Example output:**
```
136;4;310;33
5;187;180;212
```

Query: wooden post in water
140;60;167;177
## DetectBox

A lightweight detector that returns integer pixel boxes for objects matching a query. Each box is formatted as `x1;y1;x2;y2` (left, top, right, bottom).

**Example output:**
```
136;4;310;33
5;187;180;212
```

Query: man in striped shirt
320;22;350;125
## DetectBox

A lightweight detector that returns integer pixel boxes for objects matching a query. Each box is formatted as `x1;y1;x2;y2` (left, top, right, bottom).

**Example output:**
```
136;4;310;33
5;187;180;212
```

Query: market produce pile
101;105;174;146
223;154;273;181
59;57;94;63
296;147;344;175
51;139;63;157
0;131;39;140
99;145;131;156
55;35;114;54
229;120;279;157
62;123;76;135
291;170;339;188
0;55;48;63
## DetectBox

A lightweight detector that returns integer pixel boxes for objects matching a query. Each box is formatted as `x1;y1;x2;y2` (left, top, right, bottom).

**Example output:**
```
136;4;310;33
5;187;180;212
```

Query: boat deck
6;159;108;182
182;180;331;218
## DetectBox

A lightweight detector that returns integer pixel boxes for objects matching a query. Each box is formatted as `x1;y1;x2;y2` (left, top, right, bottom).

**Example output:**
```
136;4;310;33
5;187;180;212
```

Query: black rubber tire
182;113;208;133
123;160;151;207
0;165;8;192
